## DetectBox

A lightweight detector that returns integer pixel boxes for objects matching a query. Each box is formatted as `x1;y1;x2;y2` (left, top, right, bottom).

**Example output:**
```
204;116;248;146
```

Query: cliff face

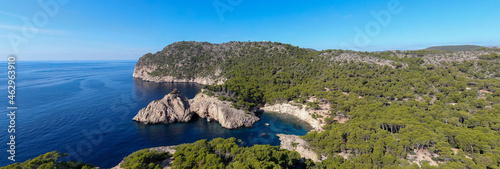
133;91;260;129
132;66;224;85
133;91;192;124
190;92;260;129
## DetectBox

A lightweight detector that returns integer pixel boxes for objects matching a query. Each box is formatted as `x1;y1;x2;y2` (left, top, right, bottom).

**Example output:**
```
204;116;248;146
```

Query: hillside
134;42;499;84
132;41;500;168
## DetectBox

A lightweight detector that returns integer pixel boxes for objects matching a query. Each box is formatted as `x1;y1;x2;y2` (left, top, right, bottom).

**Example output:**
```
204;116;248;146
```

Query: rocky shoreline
133;65;224;85
261;103;325;131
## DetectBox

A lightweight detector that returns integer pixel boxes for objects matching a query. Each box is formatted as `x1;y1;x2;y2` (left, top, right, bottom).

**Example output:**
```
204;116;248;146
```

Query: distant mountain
304;48;317;52
424;45;483;51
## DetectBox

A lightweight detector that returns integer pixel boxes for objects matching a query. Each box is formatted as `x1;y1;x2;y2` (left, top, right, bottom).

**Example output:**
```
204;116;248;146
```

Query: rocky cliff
133;90;260;129
132;70;224;85
133;91;192;124
190;92;260;129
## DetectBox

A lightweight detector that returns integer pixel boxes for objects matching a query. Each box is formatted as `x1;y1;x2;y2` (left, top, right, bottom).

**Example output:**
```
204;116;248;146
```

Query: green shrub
2;151;94;169
120;149;170;169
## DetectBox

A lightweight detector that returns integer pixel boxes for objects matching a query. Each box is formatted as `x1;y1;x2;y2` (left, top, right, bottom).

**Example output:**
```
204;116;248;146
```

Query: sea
0;61;311;168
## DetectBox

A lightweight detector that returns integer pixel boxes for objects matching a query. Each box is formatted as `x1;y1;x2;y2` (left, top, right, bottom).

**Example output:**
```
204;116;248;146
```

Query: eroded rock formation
133;91;260;129
133;91;192;124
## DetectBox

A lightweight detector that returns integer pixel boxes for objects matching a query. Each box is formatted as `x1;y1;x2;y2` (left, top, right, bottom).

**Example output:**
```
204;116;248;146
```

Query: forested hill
424;45;485;51
133;41;500;168
135;41;499;83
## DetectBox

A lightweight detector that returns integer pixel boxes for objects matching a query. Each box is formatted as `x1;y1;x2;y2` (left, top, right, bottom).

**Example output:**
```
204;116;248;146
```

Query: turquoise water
0;61;310;167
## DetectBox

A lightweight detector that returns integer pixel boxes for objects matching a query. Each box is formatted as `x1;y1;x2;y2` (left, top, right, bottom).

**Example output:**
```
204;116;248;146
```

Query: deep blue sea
0;61;310;167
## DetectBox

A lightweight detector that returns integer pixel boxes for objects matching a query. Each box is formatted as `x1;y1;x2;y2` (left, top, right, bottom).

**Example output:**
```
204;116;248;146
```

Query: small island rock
133;91;192;124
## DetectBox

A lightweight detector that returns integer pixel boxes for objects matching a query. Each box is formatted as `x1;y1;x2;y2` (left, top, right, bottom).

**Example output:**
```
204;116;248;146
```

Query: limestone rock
133;90;259;129
133;91;192;124
190;92;260;129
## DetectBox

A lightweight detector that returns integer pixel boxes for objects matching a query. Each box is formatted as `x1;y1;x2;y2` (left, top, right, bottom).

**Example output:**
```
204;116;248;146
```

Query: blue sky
1;0;499;60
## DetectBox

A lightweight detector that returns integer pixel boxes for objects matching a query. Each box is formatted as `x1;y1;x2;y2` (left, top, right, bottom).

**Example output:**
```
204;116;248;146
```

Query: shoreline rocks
133;91;260;129
133;65;224;85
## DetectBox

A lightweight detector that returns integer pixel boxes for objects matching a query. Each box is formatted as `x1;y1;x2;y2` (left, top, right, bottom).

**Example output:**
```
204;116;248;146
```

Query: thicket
171;137;314;169
120;149;170;169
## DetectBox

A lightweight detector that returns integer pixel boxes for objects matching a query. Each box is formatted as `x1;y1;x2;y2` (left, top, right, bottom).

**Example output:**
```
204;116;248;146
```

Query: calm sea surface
0;61;310;167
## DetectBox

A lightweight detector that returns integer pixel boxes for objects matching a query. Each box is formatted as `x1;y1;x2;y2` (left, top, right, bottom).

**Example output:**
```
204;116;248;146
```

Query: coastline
133;74;327;132
127;75;327;164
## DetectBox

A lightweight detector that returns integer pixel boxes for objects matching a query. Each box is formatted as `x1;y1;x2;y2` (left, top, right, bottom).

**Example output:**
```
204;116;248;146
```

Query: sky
0;0;499;60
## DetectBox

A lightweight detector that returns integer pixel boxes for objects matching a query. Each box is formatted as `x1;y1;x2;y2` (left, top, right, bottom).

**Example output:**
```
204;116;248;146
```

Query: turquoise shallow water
0;61;310;167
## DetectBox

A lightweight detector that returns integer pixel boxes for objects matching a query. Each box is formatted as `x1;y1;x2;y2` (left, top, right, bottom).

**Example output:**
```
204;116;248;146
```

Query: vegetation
479;52;499;60
120;149;170;169
172;137;314;168
1;151;93;169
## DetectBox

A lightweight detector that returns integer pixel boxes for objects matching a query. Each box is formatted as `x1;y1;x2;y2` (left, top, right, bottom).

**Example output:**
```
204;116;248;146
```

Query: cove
0;61;311;168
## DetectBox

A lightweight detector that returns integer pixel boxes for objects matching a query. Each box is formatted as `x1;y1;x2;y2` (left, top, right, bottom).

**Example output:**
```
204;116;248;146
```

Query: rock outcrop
133;91;192;124
133;90;260;129
277;134;321;162
190;92;260;129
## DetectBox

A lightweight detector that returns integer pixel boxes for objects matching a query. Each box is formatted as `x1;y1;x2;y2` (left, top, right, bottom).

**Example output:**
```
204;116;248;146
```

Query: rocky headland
190;92;260;129
133;90;260;129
